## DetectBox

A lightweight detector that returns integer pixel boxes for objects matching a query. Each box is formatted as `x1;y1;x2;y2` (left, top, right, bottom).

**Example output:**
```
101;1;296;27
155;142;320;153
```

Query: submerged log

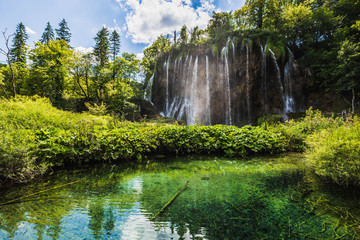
150;181;189;221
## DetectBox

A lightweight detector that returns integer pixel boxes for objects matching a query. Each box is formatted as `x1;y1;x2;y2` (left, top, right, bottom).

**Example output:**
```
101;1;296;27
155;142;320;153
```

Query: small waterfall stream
205;55;211;125
222;46;232;125
284;48;296;113
246;41;251;123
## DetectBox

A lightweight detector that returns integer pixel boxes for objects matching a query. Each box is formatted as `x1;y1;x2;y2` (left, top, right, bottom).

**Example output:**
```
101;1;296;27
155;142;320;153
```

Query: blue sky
0;0;245;63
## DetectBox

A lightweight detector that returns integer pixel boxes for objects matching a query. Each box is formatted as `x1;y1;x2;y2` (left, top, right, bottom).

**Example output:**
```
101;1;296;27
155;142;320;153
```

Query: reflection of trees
0;164;138;239
88;201;105;239
1;157;359;239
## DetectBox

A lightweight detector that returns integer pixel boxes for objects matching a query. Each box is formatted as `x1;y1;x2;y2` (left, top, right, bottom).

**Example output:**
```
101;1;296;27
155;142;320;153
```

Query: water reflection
0;155;359;239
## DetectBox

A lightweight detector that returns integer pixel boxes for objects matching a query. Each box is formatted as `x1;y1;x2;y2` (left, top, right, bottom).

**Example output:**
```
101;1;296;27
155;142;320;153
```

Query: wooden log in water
150;181;189;221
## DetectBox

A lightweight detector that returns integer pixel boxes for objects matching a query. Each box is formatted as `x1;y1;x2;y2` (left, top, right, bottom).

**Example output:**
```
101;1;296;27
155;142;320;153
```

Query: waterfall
177;55;189;120
151;40;304;126
227;37;236;61
205;55;211;125
187;56;199;125
284;48;296;113
261;43;268;110
167;58;178;118
269;49;286;116
246;41;251;123
222;46;232;125
164;56;170;115
144;73;154;104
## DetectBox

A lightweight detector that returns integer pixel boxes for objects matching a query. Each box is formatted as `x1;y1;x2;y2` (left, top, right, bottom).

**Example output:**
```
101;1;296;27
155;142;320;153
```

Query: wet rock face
150;40;305;126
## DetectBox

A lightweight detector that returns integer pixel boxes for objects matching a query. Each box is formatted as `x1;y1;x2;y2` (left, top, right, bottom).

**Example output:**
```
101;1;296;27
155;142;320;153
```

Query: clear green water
1;154;360;239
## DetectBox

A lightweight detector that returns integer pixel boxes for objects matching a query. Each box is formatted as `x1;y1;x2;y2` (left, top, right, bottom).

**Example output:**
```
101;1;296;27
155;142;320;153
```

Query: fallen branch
150;181;189;221
0;180;81;206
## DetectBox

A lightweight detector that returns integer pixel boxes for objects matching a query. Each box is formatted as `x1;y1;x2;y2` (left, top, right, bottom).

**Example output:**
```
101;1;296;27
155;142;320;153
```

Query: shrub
269;108;343;151
306;117;360;185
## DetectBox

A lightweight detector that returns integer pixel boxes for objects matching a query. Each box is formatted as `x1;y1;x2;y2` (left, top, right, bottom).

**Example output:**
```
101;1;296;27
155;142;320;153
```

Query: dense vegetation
0;19;143;118
0;1;359;188
1;97;360;188
142;0;360;111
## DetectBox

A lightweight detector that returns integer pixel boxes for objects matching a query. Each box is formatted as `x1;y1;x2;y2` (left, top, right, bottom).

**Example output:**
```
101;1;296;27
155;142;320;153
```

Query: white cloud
25;26;36;35
118;0;215;44
75;46;94;54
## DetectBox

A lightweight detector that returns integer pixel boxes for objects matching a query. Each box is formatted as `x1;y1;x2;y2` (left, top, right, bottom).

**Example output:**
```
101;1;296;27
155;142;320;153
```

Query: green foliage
0;96;111;183
40;22;55;44
85;102;107;116
269;108;343;151
34;124;286;170
211;44;218;57
109;30;121;61
306;117;360;186
10;22;29;63
56;18;71;44
93;27;110;68
29;40;73;102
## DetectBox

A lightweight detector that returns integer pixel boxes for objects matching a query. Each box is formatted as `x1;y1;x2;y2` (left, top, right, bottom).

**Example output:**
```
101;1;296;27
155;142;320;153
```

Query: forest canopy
1;0;360;116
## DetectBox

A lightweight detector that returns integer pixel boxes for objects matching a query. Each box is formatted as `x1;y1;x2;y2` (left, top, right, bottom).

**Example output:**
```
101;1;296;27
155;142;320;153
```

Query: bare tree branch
0;29;16;98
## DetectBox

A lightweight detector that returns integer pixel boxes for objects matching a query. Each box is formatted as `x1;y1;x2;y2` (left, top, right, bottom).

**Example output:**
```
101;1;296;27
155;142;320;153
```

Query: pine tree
40;22;55;44
56;18;71;43
109;30;121;61
93;27;110;67
10;22;29;63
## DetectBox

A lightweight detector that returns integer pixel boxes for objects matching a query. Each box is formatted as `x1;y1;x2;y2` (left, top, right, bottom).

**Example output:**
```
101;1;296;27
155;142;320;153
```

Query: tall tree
93;27;110;68
40;22;55;44
56;19;71;43
206;12;233;39
109;30;121;61
179;25;188;45
29;40;72;102
10;22;29;63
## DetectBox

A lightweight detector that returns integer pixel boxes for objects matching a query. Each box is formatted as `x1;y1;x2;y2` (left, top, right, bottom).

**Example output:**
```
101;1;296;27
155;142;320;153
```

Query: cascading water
269;49;285;103
261;43;268;110
221;46;232;125
187;56;199;125
205;55;211;125
144;73;154;105
246;41;251;123
165;56;170;116
284;48;296;113
150;39;304;126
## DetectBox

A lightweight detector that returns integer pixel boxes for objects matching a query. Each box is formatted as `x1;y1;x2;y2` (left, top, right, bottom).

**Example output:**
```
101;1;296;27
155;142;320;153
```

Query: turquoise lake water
0;154;359;239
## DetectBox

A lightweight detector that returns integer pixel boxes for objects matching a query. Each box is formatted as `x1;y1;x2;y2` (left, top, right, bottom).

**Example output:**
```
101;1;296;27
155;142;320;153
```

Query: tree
10;22;29;63
206;11;233;39
0;66;9;98
335;39;360;112
109;30;121;61
190;26;201;43
40;22;55;44
279;0;315;46
56;19;71;43
0;30;17;97
29;40;73;102
93;27;110;68
179;25;188;45
69;51;93;98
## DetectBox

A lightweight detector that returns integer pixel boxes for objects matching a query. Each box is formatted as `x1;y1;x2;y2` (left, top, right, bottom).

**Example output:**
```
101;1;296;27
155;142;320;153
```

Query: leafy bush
0;96;111;183
306;117;360;185
269;108;342;151
34;125;287;167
